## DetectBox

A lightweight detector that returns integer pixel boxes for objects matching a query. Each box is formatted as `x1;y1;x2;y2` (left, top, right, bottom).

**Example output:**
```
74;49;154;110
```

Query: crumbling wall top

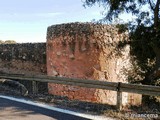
47;22;120;40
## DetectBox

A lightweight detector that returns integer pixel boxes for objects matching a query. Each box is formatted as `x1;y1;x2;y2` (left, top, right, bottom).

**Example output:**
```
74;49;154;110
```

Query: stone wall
0;43;46;75
0;43;47;93
0;22;141;105
46;22;141;105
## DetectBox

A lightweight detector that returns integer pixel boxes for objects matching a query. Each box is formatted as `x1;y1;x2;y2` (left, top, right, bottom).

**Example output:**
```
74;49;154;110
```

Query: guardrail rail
0;73;159;110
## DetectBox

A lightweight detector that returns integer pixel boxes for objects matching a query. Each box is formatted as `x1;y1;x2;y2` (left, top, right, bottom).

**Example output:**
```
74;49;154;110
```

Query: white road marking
0;95;116;120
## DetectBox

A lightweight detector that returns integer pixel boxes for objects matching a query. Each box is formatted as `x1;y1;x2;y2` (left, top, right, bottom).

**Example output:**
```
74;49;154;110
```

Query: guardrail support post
117;82;122;111
32;81;38;94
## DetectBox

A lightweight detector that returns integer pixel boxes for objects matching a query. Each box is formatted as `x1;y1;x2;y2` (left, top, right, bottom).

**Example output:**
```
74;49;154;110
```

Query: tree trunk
141;0;160;108
142;47;160;85
142;48;160;106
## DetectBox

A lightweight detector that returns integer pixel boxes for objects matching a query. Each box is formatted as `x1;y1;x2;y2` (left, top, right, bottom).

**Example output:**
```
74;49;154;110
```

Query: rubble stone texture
46;22;141;105
0;43;46;75
0;43;47;93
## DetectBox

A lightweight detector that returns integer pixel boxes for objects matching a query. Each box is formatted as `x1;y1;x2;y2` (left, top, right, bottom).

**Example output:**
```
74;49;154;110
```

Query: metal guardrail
0;73;160;110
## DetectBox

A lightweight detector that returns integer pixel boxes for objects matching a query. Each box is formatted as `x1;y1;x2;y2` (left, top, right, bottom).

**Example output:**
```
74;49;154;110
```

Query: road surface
0;97;91;120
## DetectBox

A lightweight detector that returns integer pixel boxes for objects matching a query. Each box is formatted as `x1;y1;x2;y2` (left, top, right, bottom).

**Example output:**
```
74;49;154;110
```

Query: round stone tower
46;22;141;105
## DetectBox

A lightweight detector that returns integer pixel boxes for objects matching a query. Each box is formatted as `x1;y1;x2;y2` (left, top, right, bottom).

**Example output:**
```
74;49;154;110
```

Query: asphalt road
0;98;91;120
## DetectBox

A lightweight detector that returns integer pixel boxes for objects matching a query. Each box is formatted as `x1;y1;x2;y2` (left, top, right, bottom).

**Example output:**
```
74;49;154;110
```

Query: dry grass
0;85;159;120
104;110;152;120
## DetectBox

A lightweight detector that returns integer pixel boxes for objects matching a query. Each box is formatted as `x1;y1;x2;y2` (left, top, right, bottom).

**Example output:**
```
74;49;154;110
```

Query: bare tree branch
148;0;155;11
154;0;160;28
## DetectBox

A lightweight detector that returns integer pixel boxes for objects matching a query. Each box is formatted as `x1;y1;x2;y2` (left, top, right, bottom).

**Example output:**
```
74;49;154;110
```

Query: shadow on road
0;97;91;120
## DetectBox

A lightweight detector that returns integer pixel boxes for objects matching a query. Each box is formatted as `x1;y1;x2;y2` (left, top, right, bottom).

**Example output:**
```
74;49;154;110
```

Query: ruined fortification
0;43;47;93
0;43;46;75
46;22;140;105
0;22;141;105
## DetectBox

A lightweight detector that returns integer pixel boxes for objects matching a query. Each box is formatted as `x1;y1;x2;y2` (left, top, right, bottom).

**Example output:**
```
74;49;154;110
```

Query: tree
4;40;16;44
84;0;160;85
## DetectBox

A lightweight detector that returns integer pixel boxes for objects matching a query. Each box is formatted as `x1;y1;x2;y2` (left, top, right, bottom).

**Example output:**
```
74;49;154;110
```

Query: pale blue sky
0;0;104;43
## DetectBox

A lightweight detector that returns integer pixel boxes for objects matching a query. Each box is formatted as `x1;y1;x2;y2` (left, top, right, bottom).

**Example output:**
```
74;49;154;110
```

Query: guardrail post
117;82;122;111
32;81;38;94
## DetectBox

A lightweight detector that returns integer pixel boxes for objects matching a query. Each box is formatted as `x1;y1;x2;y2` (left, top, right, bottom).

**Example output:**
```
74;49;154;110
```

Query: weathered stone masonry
0;43;47;93
0;22;141;105
0;43;46;75
46;22;141;105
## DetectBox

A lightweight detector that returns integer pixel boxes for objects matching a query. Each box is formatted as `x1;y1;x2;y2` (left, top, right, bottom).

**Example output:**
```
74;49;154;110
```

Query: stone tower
46;22;141;105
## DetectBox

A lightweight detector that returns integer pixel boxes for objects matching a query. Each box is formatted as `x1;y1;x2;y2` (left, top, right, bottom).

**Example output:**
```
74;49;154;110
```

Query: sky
0;0;105;43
